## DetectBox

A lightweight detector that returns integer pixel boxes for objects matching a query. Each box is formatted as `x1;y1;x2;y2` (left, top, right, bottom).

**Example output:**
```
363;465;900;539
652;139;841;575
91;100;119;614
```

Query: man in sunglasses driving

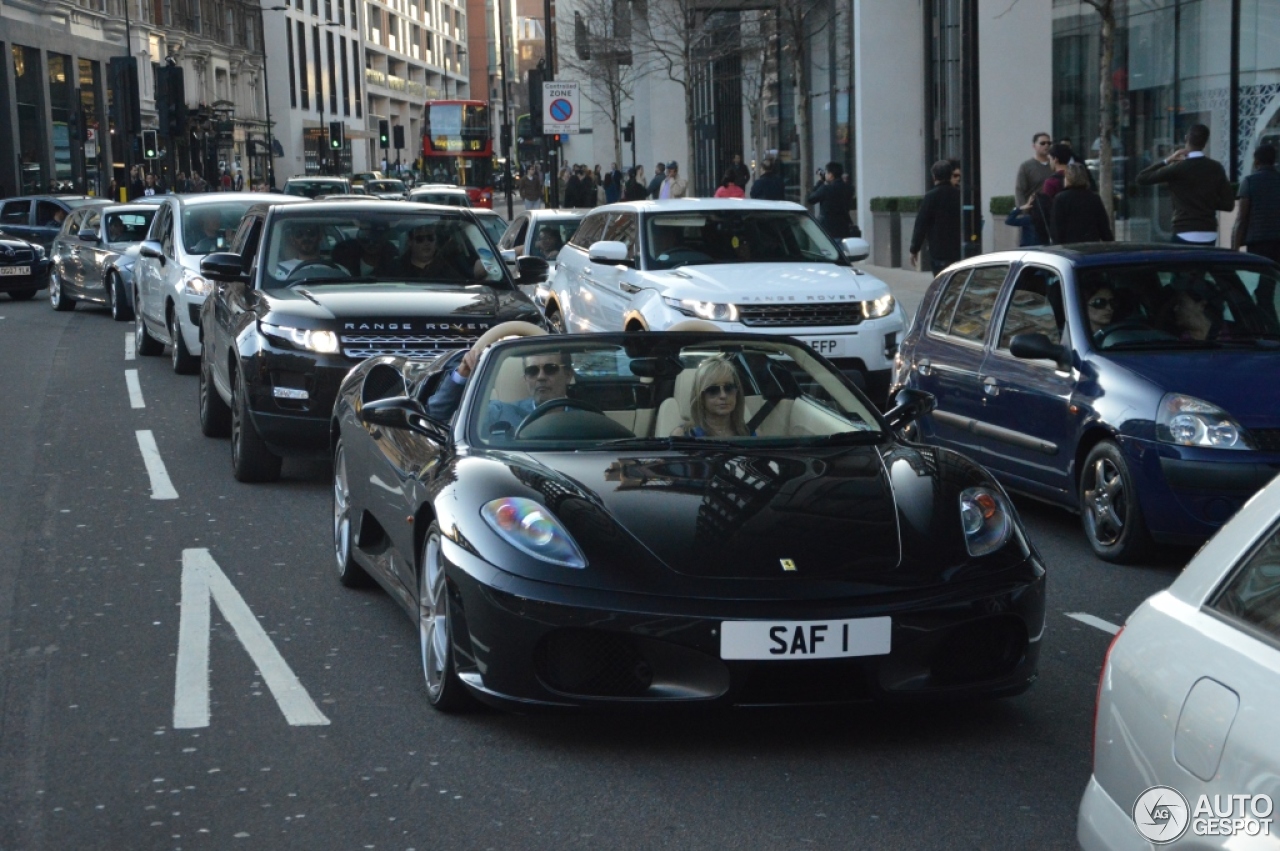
427;345;573;428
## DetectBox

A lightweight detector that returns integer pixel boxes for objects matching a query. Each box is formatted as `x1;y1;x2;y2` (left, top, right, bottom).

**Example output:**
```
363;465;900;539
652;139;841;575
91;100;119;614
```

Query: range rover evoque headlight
861;293;895;318
1156;393;1253;450
663;297;739;322
481;497;586;568
259;321;341;354
959;487;1012;557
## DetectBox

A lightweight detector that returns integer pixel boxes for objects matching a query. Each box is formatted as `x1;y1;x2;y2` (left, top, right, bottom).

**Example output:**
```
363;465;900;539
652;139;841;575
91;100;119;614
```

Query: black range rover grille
737;302;864;327
340;333;477;360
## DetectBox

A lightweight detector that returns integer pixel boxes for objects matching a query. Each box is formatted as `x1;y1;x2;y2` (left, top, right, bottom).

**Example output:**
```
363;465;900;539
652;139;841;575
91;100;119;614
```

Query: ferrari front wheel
419;523;473;712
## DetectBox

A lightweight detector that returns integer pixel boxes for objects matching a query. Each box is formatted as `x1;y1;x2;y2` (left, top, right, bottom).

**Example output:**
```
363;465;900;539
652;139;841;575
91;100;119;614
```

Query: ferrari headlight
662;297;739;322
1156;394;1252;450
481;497;586;568
861;293;895;319
183;273;212;297
259;322;341;354
959;487;1012;557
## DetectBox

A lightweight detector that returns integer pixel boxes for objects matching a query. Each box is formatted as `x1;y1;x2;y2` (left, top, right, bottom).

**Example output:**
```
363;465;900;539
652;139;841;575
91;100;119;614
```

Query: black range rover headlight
259;322;341;354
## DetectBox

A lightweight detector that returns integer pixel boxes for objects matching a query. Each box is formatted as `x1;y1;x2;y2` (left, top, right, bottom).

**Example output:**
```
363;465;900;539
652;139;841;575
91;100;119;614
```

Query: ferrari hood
655;264;890;304
507;448;902;580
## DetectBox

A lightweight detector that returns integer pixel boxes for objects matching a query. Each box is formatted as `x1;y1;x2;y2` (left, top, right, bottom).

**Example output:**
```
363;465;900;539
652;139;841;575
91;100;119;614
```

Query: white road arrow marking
174;548;330;729
135;430;177;499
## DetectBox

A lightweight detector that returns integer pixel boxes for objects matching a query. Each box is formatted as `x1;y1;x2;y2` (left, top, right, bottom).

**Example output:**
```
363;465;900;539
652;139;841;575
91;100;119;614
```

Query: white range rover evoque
540;199;906;403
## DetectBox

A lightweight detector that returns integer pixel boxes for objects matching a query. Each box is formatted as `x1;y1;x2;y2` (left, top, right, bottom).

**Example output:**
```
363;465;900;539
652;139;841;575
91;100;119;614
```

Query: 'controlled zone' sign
543;81;580;135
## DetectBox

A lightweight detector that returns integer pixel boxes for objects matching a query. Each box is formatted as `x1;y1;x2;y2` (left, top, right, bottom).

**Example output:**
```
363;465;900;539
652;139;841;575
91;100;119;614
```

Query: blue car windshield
1078;263;1280;350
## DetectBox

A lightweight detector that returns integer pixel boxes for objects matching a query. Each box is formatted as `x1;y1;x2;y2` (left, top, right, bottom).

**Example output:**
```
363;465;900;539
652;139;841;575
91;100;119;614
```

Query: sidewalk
858;263;934;319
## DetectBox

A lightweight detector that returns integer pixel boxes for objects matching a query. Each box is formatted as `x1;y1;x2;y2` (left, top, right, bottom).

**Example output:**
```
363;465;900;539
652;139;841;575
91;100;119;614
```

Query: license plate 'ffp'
720;616;891;660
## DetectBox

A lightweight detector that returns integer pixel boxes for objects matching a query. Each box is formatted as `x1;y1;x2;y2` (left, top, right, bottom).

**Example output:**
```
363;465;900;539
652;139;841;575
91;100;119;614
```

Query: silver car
1078;471;1280;850
48;201;160;320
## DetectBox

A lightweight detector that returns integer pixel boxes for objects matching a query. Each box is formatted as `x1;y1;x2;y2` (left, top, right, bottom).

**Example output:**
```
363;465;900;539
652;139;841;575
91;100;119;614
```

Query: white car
1079;471;1280;850
134;194;304;373
541;199;906;403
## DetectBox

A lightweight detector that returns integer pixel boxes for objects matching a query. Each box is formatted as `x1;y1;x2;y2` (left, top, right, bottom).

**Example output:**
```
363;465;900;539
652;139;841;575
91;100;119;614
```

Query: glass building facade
1053;0;1280;239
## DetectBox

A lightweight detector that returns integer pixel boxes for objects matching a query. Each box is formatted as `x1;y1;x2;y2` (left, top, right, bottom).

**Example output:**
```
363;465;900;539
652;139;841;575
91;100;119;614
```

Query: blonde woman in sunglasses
673;356;754;438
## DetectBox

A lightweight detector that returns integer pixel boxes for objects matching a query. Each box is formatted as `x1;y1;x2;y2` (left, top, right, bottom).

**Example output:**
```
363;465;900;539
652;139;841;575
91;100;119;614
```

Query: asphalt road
0;292;1189;851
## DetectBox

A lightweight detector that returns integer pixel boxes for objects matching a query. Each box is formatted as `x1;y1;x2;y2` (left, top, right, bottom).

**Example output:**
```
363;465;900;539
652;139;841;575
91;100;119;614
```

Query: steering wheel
1094;319;1163;347
514;397;605;438
285;259;350;282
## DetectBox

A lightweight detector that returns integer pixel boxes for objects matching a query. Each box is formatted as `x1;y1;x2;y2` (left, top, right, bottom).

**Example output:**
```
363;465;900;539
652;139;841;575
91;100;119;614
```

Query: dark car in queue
329;326;1046;712
0;194;99;249
197;200;549;483
48;202;159;319
892;244;1280;563
0;234;50;301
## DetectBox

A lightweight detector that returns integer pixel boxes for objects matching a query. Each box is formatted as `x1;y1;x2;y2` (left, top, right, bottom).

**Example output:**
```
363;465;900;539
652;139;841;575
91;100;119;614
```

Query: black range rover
197;200;548;482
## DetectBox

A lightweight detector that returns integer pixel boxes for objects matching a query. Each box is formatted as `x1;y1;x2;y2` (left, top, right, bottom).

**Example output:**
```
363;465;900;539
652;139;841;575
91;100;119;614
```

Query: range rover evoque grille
340;333;477;360
736;302;864;327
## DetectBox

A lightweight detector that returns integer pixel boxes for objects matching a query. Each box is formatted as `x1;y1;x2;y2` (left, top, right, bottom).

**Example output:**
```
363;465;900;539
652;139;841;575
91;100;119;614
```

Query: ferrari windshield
644;210;842;270
262;211;505;288
1078;263;1280;350
464;336;884;448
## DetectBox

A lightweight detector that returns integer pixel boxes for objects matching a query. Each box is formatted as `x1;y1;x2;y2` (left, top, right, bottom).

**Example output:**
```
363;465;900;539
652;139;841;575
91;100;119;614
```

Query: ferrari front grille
736;302;864;327
339;333;476;360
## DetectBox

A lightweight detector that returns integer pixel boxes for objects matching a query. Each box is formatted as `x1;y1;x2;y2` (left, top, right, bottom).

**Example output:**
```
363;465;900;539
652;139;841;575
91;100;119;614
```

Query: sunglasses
523;363;563;378
411;233;437;243
702;382;738;397
1088;297;1117;309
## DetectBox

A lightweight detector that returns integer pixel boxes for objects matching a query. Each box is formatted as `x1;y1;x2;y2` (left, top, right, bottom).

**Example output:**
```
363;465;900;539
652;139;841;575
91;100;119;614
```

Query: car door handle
981;375;1001;396
619;281;641;294
916;357;931;376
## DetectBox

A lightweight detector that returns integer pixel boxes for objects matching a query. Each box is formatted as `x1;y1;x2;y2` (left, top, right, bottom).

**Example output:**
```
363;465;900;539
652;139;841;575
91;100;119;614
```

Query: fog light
273;387;310;400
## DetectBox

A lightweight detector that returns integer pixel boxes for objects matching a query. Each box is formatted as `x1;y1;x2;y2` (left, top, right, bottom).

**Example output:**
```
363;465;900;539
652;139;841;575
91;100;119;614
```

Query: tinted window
998;267;1064;349
183;200;259;254
642;210;840;270
105;209;156;244
947;265;1008;343
604;212;638;261
569;213;607;249
36;201;66;227
0;201;31;225
499;216;524;250
1213;522;1280;641
928;269;970;336
82;210;102;235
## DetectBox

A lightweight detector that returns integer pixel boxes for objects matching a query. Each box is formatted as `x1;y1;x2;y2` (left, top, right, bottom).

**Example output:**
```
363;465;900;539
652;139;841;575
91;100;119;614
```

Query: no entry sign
542;81;580;135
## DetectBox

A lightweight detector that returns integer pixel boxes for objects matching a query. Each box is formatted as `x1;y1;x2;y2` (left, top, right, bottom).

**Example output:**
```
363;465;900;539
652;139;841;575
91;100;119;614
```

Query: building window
352;40;362;117
313;26;323;112
327;30;338;115
287;22;297;107
298;20;310;108
341;35;351;116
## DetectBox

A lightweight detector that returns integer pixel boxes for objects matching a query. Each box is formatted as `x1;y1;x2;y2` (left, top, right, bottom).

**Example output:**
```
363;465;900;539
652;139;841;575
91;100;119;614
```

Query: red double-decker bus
421;99;494;208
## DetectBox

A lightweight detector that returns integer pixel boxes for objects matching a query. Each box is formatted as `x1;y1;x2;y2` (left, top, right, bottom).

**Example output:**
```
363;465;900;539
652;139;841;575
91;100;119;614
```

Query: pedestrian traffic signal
393;124;405;150
379;119;390;149
142;129;159;159
329;121;344;150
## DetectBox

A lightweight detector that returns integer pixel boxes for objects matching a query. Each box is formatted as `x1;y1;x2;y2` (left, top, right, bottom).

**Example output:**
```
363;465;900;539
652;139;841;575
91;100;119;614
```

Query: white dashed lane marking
125;332;136;361
135;430;178;500
125;369;145;408
1065;612;1122;635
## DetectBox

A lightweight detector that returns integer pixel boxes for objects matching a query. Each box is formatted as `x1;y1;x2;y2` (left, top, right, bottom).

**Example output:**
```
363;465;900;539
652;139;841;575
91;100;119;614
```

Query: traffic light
393;124;405;150
621;118;634;143
378;119;390;149
329;121;344;150
109;57;141;136
142;129;159;159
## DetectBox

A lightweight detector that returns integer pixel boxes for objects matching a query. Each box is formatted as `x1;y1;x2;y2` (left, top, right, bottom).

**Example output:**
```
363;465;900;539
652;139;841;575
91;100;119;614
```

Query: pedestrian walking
1232;144;1280;263
564;166;583;208
749;158;785;200
1040;144;1072;201
713;169;745;198
623;167;648;201
1015;132;1055;206
648;163;667;199
660;161;688;199
520;166;544;209
909;160;963;276
806;161;854;239
729;154;751;190
1136;123;1235;245
1051;163;1114;244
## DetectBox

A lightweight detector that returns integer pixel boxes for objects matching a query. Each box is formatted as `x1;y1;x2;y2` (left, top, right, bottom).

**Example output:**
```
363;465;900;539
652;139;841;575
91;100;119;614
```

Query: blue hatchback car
892;244;1280;562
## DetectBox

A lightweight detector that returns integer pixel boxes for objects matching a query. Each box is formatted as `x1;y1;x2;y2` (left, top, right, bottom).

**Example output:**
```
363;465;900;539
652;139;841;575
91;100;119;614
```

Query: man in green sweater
1136;123;1235;245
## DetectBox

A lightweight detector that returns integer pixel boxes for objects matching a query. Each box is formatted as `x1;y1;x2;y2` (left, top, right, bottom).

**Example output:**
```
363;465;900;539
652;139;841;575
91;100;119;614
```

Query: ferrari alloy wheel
108;273;133;321
230;370;282;483
333;442;371;587
198;353;231;437
419;523;473;712
1080;440;1151;564
169;311;199;374
135;293;163;356
49;269;75;312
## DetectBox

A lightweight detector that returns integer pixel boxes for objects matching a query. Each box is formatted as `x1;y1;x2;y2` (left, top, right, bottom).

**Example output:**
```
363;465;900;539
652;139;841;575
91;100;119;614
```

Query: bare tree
631;0;741;189
775;0;830;201
737;10;773;173
558;0;641;167
1082;0;1117;220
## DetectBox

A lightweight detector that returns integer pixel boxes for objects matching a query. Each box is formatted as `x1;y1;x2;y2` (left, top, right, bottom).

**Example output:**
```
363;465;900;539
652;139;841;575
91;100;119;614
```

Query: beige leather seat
654;369;697;436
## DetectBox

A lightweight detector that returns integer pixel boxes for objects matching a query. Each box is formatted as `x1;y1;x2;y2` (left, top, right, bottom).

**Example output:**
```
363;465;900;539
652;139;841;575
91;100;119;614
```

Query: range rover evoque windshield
644;210;844;270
